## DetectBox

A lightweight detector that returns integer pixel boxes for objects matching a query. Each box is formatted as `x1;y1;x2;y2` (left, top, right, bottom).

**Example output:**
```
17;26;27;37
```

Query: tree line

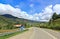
40;12;60;30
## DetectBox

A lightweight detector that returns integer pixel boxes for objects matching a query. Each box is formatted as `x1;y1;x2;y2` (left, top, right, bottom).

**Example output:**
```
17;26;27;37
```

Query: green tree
52;12;58;20
49;12;58;26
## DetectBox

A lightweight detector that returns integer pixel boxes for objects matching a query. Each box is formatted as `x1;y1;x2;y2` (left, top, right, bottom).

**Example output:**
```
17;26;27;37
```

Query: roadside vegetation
40;12;60;30
0;29;28;39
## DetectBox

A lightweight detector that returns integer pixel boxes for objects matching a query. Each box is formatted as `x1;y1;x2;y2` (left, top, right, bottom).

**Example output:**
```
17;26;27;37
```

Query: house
14;24;25;31
14;24;22;28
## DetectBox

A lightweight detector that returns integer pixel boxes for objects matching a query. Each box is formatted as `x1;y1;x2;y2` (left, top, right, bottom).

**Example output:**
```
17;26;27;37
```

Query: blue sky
0;0;60;22
0;0;60;14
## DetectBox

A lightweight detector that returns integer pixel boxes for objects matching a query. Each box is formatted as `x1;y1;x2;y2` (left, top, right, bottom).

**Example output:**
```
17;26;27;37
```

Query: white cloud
0;3;27;18
53;4;60;14
0;3;60;22
38;4;60;22
0;3;34;20
34;5;53;22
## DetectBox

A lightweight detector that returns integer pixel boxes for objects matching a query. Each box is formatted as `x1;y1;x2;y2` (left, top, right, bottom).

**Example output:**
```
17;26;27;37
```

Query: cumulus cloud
40;5;53;21
35;4;60;22
0;3;60;22
33;5;53;22
0;3;34;20
53;4;60;14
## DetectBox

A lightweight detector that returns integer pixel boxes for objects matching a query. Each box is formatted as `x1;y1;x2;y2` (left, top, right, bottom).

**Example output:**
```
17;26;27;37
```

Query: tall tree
52;12;58;20
49;12;58;26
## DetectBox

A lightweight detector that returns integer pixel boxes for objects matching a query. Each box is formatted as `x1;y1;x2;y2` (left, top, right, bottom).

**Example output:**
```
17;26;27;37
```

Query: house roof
14;24;21;27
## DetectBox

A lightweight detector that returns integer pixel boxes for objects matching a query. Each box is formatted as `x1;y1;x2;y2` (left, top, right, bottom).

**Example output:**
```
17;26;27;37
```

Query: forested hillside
0;14;40;29
0;15;18;29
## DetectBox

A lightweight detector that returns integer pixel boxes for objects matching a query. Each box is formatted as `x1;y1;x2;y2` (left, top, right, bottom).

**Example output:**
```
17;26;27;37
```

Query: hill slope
0;14;40;29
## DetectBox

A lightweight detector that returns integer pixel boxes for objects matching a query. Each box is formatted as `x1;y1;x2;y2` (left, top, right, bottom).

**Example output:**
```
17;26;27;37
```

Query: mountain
2;14;18;19
2;14;40;23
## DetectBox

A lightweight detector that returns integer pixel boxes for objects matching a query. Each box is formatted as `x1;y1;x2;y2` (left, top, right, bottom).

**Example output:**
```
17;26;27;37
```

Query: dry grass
0;29;19;33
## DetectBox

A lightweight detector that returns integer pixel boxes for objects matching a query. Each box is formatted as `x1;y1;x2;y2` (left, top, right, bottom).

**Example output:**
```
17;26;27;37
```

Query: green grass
0;29;28;39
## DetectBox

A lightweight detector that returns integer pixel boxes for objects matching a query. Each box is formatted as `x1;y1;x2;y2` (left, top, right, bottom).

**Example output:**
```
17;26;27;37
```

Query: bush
40;25;60;30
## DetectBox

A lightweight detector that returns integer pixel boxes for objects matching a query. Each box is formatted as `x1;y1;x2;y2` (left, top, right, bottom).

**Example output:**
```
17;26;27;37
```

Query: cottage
14;24;22;28
14;24;25;31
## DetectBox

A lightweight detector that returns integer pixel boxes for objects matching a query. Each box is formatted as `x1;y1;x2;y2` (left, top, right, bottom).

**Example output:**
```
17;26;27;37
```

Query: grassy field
0;29;28;39
0;29;19;33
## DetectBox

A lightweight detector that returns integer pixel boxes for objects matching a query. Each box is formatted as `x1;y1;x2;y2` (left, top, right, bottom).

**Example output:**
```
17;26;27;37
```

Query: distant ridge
2;14;17;18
